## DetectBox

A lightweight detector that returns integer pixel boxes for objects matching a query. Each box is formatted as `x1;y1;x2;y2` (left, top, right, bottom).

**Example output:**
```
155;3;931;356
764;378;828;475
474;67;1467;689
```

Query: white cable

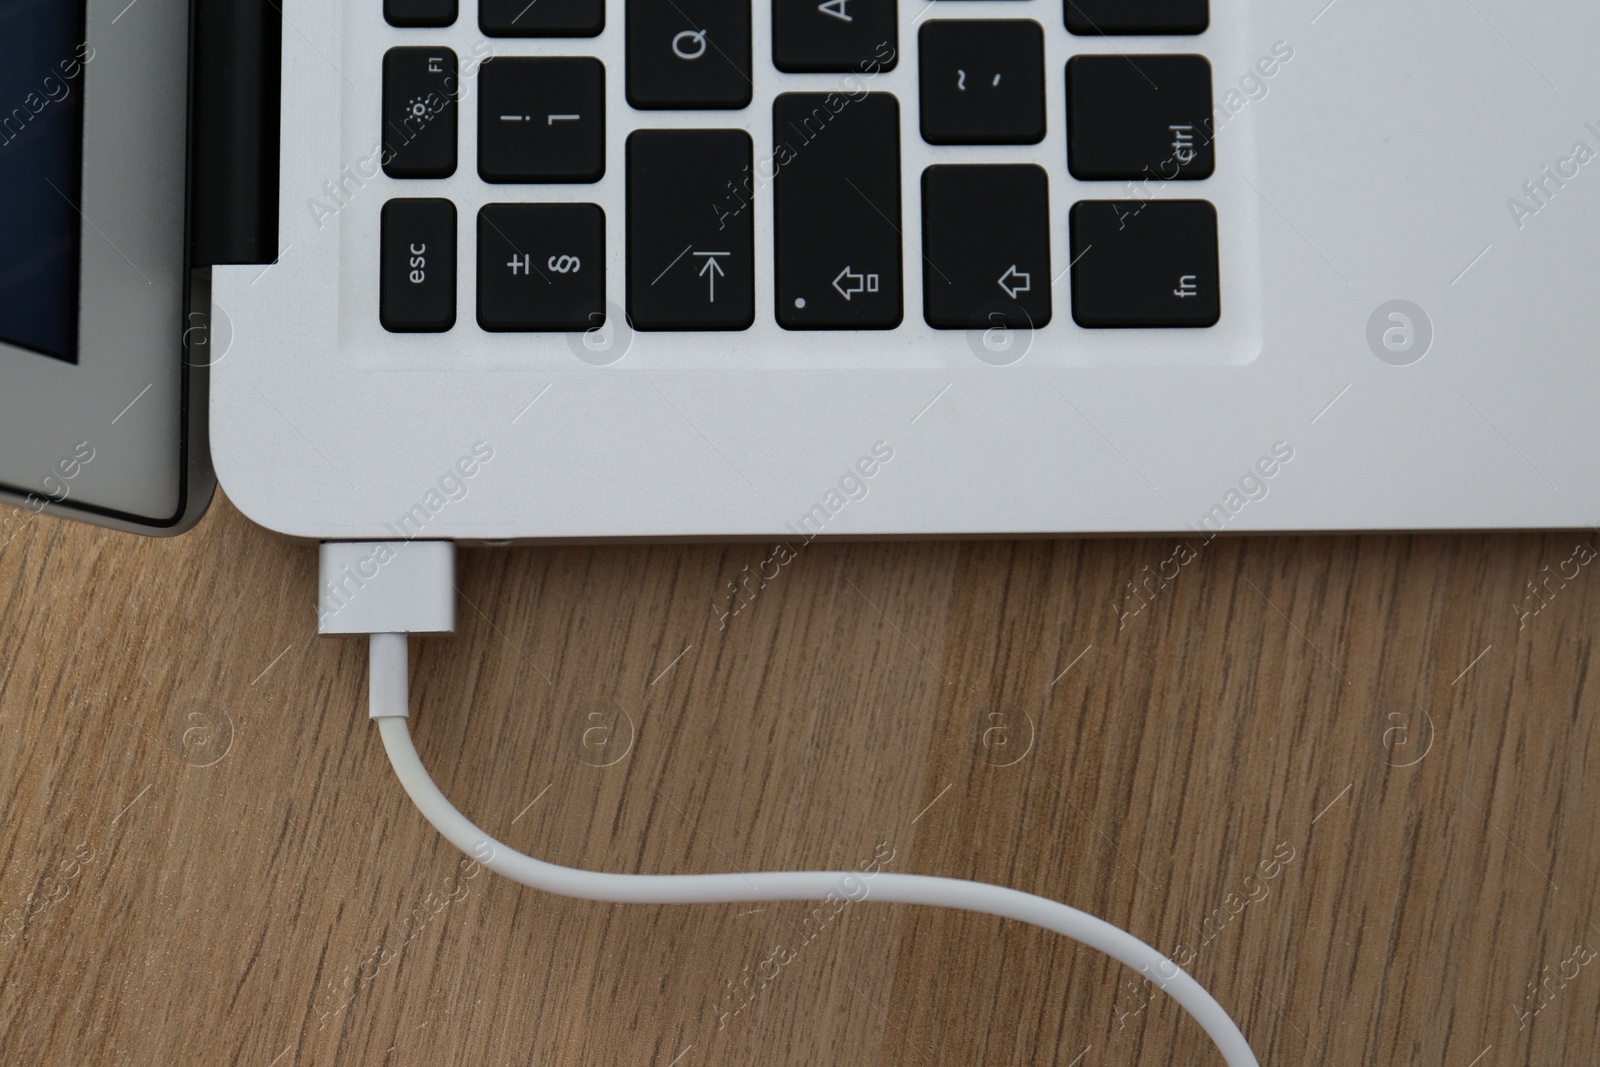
370;633;1258;1067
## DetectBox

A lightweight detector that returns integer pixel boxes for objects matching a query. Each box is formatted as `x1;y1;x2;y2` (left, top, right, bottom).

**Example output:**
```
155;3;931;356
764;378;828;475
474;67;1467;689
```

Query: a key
1065;0;1207;36
381;199;457;332
628;130;755;330
627;0;752;108
1066;54;1213;181
385;0;457;28
478;57;605;183
773;93;902;329
1068;200;1219;328
480;0;604;37
918;21;1045;145
772;0;899;74
382;47;458;179
478;204;606;331
922;165;1051;329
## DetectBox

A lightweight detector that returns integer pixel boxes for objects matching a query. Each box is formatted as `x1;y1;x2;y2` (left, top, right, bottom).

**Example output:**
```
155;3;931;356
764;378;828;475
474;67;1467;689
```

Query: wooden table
3;496;1597;1066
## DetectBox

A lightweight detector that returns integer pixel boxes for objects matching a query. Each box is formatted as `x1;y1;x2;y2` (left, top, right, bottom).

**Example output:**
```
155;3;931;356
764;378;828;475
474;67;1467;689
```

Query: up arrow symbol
698;256;725;302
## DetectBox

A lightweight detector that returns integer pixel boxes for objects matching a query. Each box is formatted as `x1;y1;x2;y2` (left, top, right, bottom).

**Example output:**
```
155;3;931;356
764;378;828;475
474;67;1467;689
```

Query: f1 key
382;47;458;179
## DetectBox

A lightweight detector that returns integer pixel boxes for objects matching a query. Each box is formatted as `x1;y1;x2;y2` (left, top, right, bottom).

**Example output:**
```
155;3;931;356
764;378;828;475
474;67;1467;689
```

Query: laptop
4;6;1585;1059
6;0;1600;542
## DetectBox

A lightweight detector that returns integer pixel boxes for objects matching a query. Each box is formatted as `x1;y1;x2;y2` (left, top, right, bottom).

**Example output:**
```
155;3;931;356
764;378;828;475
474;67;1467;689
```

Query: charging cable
326;541;1258;1066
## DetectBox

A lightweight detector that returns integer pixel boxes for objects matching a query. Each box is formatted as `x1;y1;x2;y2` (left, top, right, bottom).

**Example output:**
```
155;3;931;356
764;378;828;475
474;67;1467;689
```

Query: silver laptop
6;0;1600;541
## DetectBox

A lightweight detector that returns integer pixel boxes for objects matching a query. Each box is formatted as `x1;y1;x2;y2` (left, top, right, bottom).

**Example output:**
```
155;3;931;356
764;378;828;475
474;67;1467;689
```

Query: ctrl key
1069;200;1219;328
381;198;457;332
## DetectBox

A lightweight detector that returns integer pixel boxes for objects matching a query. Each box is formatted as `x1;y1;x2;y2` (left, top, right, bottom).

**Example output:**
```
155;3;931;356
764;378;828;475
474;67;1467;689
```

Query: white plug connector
317;540;456;636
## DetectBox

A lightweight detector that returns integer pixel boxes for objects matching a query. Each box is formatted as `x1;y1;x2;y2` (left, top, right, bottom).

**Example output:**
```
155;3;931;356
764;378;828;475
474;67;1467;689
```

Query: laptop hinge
188;0;282;267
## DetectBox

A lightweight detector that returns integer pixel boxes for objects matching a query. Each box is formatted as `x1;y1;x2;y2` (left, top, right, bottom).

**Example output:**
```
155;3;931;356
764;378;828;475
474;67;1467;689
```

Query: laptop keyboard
376;0;1220;337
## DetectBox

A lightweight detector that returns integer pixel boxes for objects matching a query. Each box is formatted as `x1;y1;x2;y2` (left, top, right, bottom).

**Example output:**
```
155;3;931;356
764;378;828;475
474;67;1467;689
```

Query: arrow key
921;164;1051;330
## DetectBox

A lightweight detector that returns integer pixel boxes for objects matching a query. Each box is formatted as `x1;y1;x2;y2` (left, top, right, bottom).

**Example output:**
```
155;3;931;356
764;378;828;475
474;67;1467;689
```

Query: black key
772;0;898;74
382;47;458;179
481;0;603;37
922;165;1050;330
628;131;754;330
1068;200;1219;328
1066;54;1213;181
627;0;752;109
478;58;605;183
919;21;1045;145
773;93;902;329
478;204;605;331
1065;0;1207;35
385;0;457;27
381;199;457;332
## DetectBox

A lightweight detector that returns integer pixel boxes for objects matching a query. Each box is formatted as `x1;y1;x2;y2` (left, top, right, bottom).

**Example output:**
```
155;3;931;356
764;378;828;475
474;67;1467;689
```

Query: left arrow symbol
997;264;1031;300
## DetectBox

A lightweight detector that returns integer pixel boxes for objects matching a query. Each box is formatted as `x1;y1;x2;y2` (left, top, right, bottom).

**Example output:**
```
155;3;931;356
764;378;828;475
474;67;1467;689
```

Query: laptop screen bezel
0;0;201;530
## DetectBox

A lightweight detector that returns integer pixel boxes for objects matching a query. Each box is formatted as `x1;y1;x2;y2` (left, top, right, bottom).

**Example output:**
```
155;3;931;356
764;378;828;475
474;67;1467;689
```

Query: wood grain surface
3;495;1598;1067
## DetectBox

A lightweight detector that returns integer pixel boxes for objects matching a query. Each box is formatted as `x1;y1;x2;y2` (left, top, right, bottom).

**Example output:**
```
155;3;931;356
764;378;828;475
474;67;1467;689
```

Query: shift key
773;93;902;329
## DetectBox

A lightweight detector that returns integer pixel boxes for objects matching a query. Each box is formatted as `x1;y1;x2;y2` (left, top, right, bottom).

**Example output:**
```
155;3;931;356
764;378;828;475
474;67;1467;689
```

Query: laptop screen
0;1;88;364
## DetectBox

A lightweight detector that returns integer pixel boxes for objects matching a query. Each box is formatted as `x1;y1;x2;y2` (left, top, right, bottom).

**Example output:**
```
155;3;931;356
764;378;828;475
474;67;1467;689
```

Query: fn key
1069;200;1219;328
381;198;456;332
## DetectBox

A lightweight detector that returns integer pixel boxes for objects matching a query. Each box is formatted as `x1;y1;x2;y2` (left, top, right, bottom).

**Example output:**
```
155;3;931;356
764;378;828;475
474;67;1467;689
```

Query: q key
626;0;751;108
